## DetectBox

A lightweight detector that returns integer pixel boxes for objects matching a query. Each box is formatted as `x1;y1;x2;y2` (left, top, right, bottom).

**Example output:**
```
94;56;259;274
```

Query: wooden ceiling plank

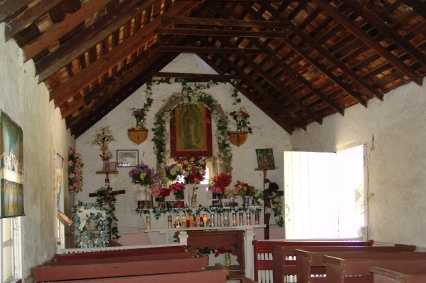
343;0;426;68
5;0;63;40
53;0;196;107
264;3;384;100
0;0;31;22
23;0;111;61
312;0;423;86
400;0;426;20
35;0;155;82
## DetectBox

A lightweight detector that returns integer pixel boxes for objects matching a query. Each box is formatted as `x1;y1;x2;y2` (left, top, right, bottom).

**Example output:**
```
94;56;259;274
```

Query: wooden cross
88;188;126;198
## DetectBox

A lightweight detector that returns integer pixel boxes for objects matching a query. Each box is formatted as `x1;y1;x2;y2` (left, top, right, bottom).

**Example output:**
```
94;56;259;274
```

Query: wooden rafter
312;0;423;85
22;0;111;61
200;54;296;133
0;0;31;22
154;72;238;81
342;0;426;68
62;50;163;118
254;1;368;106
35;0;157;82
400;0;426;20
158;45;270;54
216;37;322;126
52;0;198;107
71;53;177;136
5;0;64;40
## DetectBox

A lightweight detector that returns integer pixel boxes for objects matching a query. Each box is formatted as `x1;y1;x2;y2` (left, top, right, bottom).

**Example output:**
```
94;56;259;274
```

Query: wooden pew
269;241;375;283
32;255;209;282
325;252;426;283
53;245;187;263
371;263;426;283
295;245;416;283
52;268;229;283
253;240;373;282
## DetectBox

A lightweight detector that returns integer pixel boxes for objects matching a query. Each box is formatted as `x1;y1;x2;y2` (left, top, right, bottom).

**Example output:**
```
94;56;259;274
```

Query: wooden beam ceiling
0;0;31;22
312;0;424;85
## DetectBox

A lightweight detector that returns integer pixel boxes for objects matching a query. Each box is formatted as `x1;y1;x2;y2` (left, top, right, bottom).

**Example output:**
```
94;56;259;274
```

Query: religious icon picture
170;103;213;158
256;148;276;170
116;150;139;167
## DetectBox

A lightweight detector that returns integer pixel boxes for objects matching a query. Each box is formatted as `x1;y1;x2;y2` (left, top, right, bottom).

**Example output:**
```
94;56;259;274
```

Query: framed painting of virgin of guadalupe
170;103;213;158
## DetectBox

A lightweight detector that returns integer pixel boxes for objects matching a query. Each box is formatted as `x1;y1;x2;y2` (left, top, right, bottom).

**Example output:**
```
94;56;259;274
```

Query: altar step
228;269;256;283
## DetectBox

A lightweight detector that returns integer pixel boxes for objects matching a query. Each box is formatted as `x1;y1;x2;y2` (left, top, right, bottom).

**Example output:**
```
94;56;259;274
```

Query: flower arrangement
178;157;206;184
68;147;83;193
169;182;185;199
233;181;256;197
92;126;115;161
165;163;183;182
210;173;232;194
129;163;158;186
151;183;171;200
229;108;252;133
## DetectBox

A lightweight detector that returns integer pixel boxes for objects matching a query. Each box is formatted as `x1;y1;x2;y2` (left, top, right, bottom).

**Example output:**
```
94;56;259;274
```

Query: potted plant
128;83;153;144
228;108;252;146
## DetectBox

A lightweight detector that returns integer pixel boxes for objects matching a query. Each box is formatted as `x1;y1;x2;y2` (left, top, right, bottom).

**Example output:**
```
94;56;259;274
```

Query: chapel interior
1;0;426;282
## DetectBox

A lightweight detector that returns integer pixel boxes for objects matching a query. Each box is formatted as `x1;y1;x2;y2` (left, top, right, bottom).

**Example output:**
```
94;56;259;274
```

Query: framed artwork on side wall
256;148;276;171
0;111;24;218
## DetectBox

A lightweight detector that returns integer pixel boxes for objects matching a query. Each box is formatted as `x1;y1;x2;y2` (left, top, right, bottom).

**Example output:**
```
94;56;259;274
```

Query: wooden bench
32;253;208;282
53;245;187;263
254;240;373;282
295;245;416;283
371;263;426;283
50;268;229;283
325;252;426;283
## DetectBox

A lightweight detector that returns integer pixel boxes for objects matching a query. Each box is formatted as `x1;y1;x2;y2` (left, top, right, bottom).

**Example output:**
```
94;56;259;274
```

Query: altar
141;206;265;279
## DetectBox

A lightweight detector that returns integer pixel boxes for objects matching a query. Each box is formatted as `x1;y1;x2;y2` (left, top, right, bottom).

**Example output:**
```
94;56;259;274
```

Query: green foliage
151;82;233;174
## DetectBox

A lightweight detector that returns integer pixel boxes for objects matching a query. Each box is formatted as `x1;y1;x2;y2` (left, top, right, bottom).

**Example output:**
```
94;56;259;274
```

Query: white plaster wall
76;54;291;237
0;24;73;279
290;78;426;246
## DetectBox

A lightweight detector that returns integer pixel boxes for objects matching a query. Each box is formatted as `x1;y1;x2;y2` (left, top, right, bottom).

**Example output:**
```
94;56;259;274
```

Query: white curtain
284;146;366;239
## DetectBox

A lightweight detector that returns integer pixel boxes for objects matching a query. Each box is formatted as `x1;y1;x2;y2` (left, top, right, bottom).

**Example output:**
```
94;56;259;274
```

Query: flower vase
243;196;252;208
185;184;196;207
136;186;152;209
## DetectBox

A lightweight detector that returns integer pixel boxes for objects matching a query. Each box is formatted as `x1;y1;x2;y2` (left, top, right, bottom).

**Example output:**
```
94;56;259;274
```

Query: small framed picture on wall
255;148;276;170
116;150;139;167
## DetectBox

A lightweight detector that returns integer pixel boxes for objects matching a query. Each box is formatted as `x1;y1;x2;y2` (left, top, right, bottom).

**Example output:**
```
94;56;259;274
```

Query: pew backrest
32;256;209;282
371;266;426;283
50;268;229;283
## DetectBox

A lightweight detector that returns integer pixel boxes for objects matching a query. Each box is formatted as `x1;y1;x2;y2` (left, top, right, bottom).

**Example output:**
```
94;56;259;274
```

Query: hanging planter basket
228;131;248;146
128;127;148;145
